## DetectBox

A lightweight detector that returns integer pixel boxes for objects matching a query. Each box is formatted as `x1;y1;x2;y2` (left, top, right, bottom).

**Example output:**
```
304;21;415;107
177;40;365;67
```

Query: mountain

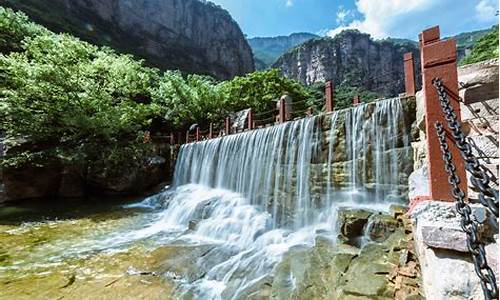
248;33;319;70
273;30;421;97
0;0;254;80
453;27;495;61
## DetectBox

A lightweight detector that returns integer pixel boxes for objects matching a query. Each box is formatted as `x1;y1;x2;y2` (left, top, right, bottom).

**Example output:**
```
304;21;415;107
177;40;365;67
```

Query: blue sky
210;0;499;39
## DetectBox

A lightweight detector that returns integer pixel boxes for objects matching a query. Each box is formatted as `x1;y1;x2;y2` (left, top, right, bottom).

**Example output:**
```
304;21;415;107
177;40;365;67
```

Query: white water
131;97;412;299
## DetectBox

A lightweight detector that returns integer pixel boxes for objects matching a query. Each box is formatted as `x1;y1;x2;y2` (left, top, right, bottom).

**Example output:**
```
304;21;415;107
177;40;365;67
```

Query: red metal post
279;98;286;123
195;127;200;142
419;25;466;202
225;117;231;135
353;95;360;106
209;123;214;139
325;81;334;112
404;52;417;96
248;109;254;130
185;131;189;143
169;133;175;145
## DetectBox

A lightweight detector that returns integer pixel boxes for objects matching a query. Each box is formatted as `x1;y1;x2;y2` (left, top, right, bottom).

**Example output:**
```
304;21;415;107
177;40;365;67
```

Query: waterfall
138;97;412;299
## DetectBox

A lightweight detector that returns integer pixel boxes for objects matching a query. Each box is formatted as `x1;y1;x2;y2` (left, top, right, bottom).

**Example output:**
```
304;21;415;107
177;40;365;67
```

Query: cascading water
135;97;413;299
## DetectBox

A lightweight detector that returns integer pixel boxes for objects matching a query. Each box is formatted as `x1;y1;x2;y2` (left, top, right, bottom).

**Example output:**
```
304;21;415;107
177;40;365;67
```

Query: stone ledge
411;201;499;300
460;98;499;120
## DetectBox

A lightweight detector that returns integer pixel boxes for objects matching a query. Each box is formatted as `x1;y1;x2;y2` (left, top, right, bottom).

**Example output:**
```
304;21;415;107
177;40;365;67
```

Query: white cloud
475;0;498;22
328;0;435;39
285;0;293;7
336;5;354;25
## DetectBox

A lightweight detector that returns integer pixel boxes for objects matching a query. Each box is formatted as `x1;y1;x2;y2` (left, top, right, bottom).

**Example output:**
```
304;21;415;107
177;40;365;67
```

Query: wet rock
366;213;401;243
338;208;372;243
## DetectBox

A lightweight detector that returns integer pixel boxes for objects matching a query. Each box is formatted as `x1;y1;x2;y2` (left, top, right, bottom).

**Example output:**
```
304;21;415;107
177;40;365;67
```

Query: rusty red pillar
195;127;200;142
185;131;189;143
225;117;231;135
419;26;466;202
209;123;214;139
353;95;360;106
325;81;334;112
169;133;175;145
248;109;254;130
404;52;417;96
279;98;286;123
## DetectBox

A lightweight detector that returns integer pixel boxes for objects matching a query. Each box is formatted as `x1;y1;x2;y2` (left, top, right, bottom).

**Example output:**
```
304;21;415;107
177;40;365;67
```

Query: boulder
458;59;499;104
87;155;167;196
366;213;401;242
338;208;372;242
3;165;62;200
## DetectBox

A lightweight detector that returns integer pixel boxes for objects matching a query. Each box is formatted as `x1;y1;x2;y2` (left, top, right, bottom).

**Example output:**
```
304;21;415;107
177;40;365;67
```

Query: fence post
195;127;200;142
419;25;466;202
325;81;334;112
307;107;314;116
353;95;360;106
248;109;254;130
225;117;231;135
169;133;175;145
209;123;214;139
404;52;417;96
279;98;286;123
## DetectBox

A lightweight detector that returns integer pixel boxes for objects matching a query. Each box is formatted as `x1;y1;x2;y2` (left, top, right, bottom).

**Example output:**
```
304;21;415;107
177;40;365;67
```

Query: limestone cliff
273;30;421;97
0;0;255;79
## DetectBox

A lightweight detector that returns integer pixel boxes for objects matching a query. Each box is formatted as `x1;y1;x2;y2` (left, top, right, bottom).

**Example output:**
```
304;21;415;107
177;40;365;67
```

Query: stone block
458;59;499;104
460;98;499;120
462;115;498;137
411;201;498;300
467;135;498;159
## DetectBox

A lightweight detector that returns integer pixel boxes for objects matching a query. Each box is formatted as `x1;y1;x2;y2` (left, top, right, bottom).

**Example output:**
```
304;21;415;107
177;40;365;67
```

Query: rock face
0;0;254;79
248;33;318;70
273;30;421;96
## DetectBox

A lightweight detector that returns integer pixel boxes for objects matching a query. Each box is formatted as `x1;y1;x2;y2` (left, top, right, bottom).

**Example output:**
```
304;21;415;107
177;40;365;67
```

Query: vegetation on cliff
0;7;315;169
460;26;499;65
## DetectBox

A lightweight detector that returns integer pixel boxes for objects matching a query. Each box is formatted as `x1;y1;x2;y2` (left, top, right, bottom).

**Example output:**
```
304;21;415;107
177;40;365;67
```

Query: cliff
0;0;254;79
273;30;421;97
248;32;318;69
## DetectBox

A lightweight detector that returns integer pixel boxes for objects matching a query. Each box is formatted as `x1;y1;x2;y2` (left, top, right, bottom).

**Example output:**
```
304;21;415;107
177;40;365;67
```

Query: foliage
460;26;499;66
334;84;381;110
0;7;48;54
0;7;317;169
0;11;158;168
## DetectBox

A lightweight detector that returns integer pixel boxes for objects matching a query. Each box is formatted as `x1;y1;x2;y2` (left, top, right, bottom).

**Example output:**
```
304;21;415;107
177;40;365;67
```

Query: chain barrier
435;122;498;300
433;78;499;217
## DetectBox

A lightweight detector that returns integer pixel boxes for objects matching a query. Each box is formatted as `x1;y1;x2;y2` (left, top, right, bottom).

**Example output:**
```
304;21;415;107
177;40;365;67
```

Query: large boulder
87;155;168;196
2;165;62;200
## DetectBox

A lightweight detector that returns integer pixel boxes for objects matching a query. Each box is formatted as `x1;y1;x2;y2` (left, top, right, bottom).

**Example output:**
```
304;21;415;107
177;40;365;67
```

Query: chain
433;78;499;218
435;122;498;300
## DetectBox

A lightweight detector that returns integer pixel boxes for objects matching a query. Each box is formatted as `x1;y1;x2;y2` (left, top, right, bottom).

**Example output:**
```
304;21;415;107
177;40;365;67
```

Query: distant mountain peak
248;32;319;70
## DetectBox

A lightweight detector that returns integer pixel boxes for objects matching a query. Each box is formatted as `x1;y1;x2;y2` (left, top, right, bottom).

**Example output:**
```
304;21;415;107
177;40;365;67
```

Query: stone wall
409;59;499;299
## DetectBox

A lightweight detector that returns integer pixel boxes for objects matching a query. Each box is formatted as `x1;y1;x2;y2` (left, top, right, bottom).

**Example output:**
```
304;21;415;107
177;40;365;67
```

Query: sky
209;0;499;40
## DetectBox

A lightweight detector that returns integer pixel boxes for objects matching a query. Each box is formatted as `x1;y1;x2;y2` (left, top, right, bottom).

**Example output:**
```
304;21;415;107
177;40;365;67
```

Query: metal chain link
433;78;499;218
435;122;498;300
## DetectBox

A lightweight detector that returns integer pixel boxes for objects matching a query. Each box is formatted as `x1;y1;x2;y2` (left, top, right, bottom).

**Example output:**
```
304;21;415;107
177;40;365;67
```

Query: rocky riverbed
0;193;424;300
